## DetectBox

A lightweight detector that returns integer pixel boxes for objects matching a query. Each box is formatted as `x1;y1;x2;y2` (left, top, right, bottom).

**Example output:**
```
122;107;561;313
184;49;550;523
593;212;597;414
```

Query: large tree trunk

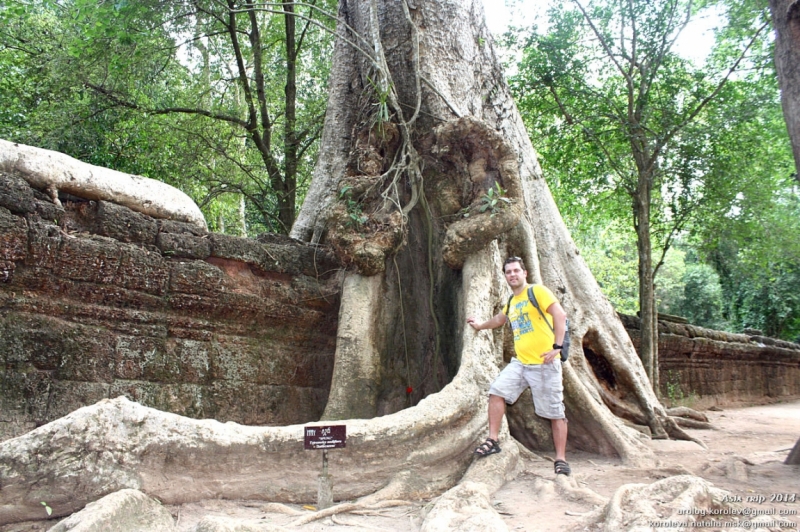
1;0;698;527
634;174;659;393
769;0;800;175
294;0;684;451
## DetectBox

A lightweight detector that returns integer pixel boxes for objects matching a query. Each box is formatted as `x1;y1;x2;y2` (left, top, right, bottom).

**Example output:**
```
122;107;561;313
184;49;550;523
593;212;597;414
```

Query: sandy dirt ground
4;400;799;531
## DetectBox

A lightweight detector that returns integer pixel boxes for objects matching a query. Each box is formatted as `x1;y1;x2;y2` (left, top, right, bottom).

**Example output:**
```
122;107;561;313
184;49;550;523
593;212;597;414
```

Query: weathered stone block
55;235;121;284
115;243;169;296
24;220;62;269
168;338;212;384
108;382;207;419
168;260;230;296
46;381;112;421
209;233;270;269
205;381;326;425
31;194;65;224
0;207;27;263
0;313;65;368
156;231;211;259
96;200;158;246
114;336;169;381
209;336;264;383
50;325;116;384
0;173;35;214
0;363;52;422
114;336;214;385
159;218;207;236
261;238;342;279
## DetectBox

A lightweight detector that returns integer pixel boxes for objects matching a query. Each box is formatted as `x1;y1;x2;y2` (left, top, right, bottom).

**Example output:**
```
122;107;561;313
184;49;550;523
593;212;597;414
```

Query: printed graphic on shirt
510;300;533;342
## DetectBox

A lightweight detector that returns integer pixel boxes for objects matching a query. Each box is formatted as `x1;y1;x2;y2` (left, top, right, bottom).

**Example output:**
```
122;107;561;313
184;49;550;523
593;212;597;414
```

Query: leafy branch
479;182;511;217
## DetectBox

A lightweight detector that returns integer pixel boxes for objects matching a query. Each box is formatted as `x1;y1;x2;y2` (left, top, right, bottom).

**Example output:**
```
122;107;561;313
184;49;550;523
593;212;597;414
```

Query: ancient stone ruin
2;0;800;525
2;150;799;531
0;170;342;441
621;314;800;406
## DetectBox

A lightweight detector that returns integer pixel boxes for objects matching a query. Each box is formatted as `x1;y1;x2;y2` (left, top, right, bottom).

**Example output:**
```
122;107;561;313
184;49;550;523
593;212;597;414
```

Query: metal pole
317;449;333;509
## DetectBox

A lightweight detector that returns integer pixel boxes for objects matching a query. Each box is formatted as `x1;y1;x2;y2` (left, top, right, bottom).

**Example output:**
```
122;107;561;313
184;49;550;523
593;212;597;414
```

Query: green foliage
479;183;511;217
504;0;796;345
658;249;729;330
507;0;771;254
339;186;367;229
703;178;800;341
0;0;336;235
41;501;52;516
367;75;392;131
571;221;639;314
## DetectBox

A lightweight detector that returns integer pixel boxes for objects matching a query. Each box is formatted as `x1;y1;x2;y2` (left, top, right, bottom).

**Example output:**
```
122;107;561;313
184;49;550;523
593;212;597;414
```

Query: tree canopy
0;0;336;234
1;0;797;340
505;0;798;342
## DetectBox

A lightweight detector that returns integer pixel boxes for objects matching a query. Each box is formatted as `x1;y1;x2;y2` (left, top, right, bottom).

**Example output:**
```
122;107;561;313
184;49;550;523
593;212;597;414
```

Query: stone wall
4;167;800;442
0;173;342;442
619;314;800;406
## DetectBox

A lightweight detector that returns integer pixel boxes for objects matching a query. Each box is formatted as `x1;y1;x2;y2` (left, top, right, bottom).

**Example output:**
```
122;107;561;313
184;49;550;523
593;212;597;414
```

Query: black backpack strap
504;294;514;317
528;285;555;334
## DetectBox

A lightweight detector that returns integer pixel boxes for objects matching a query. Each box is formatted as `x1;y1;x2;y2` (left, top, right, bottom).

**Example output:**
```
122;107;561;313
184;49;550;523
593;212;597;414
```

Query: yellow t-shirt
503;284;558;365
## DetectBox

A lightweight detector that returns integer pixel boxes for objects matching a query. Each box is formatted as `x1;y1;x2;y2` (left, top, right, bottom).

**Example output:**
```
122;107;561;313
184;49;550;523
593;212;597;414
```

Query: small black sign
304;425;346;450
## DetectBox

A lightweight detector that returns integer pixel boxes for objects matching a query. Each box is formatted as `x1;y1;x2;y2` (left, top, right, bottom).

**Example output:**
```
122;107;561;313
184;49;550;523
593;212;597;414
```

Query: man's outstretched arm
467;312;507;331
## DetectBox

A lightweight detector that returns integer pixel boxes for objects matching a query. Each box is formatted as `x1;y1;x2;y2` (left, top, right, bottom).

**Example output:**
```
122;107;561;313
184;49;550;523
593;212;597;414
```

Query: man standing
466;256;571;475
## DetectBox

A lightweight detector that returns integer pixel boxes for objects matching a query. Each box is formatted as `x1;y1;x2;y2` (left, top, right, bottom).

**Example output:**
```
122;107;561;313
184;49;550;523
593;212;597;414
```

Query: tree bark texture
634;180;658;389
294;0;681;453
769;0;800;175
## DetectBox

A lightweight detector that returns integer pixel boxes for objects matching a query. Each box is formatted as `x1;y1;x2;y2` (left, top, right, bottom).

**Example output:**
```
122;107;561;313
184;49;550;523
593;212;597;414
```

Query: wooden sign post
304;425;346;509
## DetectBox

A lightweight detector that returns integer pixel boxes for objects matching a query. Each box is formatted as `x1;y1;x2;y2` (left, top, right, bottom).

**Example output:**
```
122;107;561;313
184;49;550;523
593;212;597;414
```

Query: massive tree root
0;139;206;229
0;252;517;526
581;475;740;530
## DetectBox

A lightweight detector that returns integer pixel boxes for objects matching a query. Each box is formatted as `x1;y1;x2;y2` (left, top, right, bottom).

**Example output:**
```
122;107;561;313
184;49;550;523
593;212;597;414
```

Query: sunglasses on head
503;256;525;272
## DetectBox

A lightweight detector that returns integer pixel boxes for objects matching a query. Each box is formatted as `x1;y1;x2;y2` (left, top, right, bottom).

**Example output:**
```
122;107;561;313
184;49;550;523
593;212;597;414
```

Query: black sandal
474;438;501;457
554;459;571;476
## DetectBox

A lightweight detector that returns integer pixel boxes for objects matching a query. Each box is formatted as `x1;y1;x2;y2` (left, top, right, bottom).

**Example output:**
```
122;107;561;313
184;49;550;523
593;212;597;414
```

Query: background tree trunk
769;0;800;175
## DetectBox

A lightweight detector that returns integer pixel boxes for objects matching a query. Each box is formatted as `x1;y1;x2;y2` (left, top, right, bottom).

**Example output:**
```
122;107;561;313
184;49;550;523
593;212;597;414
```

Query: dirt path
492;401;800;531
4;401;798;531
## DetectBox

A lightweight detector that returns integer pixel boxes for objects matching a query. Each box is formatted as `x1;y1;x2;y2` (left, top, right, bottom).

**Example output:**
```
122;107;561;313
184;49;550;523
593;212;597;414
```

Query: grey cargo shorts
488;358;566;419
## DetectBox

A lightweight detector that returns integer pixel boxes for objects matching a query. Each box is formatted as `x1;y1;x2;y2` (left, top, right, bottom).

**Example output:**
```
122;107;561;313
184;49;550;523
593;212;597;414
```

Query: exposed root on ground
419;482;508;532
671;417;715;430
418;433;521;532
701;456;755;481
552;476;609;506
331;514;387;529
261;503;304;515
580;475;735;530
289;500;413;526
662;415;709;449
666;406;710;422
648;465;696;478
